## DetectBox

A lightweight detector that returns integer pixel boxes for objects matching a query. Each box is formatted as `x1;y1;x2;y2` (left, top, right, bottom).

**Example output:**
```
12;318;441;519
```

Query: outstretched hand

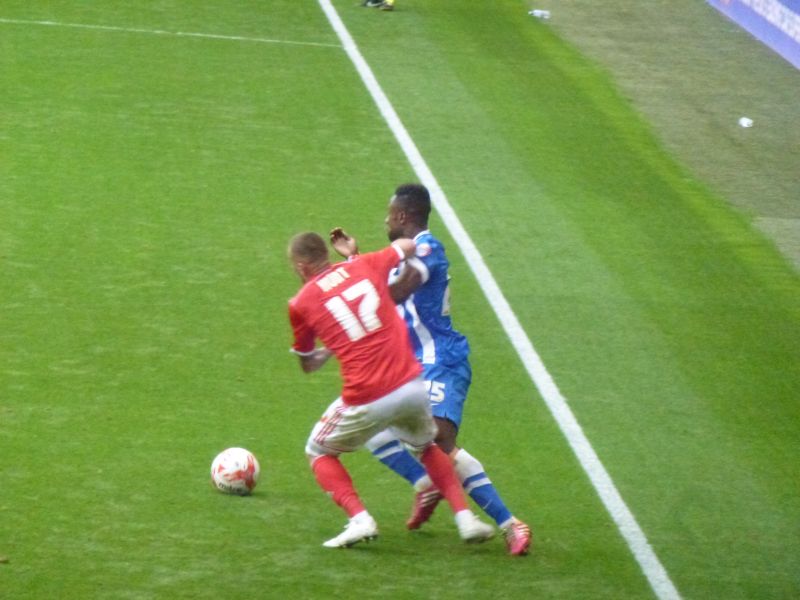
329;227;359;258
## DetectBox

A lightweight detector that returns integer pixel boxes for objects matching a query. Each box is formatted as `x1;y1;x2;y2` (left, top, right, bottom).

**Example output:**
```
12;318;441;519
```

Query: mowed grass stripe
4;1;795;598
3;4;636;599
0;16;342;48
1;7;429;598
333;1;799;598
320;1;680;599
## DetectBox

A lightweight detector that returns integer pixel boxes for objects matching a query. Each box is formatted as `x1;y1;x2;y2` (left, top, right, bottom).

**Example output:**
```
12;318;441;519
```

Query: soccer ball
210;447;260;495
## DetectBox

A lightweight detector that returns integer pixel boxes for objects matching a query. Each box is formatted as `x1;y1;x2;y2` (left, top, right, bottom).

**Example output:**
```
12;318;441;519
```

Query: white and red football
210;447;260;495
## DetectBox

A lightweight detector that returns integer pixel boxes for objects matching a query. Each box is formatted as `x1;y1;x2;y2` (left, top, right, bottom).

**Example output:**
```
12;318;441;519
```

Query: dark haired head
392;183;431;227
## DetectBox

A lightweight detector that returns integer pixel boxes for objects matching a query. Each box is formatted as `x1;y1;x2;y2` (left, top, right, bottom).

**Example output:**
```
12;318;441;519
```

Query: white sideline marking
0;17;341;48
318;1;681;599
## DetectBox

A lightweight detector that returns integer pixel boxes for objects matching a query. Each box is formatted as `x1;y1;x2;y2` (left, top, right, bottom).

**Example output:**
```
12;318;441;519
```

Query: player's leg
430;362;512;525
310;455;379;549
431;416;518;530
364;429;439;529
451;446;532;555
402;365;469;528
388;379;494;543
365;429;432;492
309;454;366;519
449;444;512;527
405;443;494;543
430;363;533;555
306;398;380;548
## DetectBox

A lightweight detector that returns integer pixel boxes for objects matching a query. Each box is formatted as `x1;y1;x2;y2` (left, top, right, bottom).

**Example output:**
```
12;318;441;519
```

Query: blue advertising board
707;0;800;69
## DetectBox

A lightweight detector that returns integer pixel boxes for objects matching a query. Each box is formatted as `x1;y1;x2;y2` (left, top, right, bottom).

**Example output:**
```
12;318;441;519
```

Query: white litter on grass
529;9;551;19
739;117;754;128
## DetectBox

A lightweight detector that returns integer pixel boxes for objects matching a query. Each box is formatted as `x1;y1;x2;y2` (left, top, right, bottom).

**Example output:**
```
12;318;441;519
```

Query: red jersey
289;244;422;405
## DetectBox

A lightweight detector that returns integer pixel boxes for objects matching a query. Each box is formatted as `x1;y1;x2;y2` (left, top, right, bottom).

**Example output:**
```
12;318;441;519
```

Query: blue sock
368;438;427;487
455;449;513;527
464;478;513;527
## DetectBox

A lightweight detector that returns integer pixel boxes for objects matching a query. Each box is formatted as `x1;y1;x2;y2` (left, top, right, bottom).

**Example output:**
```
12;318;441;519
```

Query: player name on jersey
316;266;352;293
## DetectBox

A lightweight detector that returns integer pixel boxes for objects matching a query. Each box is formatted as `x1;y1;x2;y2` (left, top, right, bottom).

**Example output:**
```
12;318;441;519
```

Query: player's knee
305;442;334;463
433;418;458;454
404;440;431;456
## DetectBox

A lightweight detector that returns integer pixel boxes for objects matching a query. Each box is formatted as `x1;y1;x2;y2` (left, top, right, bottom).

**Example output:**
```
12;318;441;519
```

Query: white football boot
455;510;495;543
323;512;379;548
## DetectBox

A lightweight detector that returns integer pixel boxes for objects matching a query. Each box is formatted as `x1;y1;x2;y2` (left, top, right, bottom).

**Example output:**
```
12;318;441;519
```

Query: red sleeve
360;244;405;277
288;298;316;355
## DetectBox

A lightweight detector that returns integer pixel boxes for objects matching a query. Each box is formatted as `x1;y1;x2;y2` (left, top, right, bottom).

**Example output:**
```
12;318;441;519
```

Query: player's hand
298;347;334;373
330;227;359;258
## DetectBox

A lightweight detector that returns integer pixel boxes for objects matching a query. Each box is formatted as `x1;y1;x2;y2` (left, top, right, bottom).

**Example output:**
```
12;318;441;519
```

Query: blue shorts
422;360;472;429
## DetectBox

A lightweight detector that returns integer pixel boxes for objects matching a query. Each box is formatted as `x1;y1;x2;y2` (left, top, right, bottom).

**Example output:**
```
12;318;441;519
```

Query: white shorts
305;377;436;458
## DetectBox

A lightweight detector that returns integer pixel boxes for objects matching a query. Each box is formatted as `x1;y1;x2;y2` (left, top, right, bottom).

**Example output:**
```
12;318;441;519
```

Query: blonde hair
288;232;328;265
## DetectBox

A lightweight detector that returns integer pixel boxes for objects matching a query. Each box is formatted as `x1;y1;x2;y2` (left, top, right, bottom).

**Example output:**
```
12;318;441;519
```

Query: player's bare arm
329;227;359;258
297;347;333;373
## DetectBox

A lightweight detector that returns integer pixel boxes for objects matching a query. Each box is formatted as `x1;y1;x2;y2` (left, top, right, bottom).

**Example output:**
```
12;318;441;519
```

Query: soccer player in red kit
287;232;494;548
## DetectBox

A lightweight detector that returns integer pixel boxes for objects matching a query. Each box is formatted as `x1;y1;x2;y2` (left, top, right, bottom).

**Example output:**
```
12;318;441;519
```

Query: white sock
413;474;433;492
351;510;371;524
453;448;492;491
454;509;475;528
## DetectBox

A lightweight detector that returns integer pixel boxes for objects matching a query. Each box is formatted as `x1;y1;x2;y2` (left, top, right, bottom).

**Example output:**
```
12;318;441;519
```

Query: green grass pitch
1;1;798;598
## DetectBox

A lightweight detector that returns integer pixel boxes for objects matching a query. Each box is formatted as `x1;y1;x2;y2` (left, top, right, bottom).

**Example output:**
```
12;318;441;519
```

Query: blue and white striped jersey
394;230;470;367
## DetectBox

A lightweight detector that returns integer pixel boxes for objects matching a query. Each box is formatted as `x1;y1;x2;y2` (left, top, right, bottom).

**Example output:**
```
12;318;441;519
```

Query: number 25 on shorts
425;380;446;404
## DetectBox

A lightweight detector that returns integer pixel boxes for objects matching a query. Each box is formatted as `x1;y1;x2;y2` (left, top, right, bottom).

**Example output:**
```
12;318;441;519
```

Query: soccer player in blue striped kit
330;183;532;556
